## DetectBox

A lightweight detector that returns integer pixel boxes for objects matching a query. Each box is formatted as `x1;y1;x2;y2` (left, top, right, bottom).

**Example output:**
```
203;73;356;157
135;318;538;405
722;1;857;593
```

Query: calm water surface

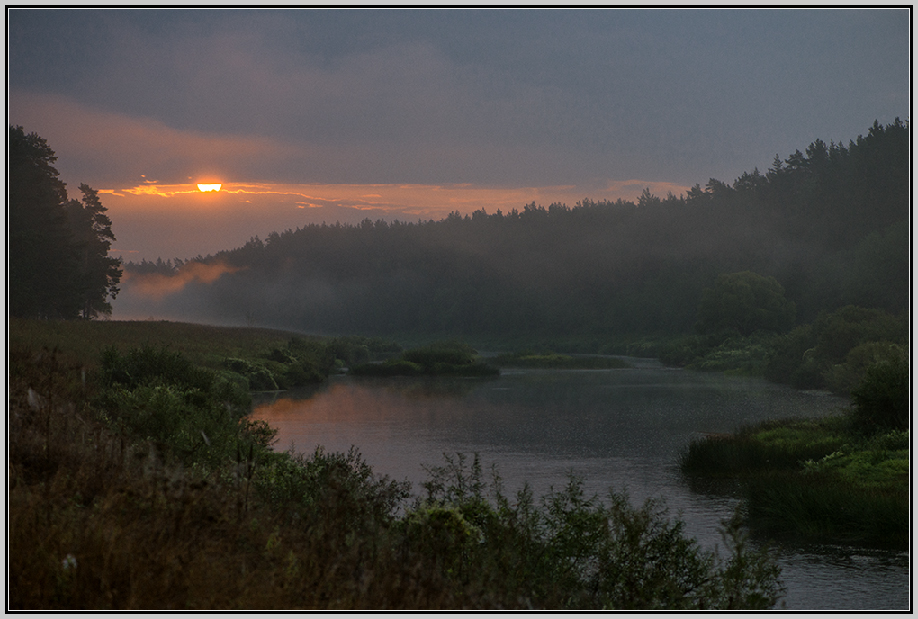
250;359;910;610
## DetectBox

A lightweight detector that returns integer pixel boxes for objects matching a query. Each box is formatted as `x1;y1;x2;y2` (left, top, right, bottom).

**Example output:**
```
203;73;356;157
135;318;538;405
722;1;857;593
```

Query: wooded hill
128;120;909;343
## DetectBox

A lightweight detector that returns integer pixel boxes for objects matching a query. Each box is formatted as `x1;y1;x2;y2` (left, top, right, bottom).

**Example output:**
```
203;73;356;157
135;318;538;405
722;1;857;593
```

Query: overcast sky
8;7;910;260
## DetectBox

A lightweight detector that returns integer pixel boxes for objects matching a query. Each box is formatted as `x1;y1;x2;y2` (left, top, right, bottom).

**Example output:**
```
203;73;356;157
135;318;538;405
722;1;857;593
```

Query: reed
679;418;848;476
680;417;909;549
745;472;908;548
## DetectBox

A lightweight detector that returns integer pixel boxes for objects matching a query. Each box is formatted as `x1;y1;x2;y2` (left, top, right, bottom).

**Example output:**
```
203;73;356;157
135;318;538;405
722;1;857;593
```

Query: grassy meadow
8;317;303;370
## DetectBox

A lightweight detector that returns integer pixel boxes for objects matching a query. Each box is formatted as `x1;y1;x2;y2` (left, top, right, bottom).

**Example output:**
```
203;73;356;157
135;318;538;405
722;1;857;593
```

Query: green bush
850;354;909;432
763;306;907;391
824;341;906;395
223;357;279;390
492;352;631;369
97;346;266;469
255;445;410;534
326;335;403;367
403;345;476;367
99;345;215;393
412;453;784;609
658;335;710;367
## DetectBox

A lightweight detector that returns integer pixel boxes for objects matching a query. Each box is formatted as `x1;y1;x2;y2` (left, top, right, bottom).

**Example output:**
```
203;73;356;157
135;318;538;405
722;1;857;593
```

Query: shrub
403;346;476;367
414;453;785;609
745;472;908;548
850;354;909;432
350;342;498;377
763;306;908;391
99;345;215;393
492;352;631;369
824;341;906;395
97;347;265;469
255;446;410;534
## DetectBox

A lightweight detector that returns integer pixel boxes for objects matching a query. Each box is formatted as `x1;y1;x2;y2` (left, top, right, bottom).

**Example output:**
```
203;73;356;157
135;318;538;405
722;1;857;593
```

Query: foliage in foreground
9;345;784;609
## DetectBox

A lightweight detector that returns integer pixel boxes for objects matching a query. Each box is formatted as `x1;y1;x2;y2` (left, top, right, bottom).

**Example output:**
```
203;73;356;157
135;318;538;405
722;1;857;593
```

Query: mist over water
251;363;909;610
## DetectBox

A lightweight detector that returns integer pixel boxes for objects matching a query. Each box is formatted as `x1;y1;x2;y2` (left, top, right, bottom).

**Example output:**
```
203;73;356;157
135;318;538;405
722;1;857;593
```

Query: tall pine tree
65;184;122;318
8;126;122;319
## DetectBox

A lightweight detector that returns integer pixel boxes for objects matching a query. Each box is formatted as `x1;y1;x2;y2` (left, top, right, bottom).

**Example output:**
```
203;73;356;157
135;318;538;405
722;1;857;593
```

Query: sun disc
197;183;222;192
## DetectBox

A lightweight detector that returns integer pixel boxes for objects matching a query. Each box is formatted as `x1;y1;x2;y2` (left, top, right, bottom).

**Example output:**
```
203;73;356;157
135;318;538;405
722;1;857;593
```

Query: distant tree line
9;126;123;319
118;119;907;343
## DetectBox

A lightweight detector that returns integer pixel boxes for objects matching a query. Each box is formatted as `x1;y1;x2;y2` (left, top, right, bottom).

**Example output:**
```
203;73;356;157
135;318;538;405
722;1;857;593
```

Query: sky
8;7;911;262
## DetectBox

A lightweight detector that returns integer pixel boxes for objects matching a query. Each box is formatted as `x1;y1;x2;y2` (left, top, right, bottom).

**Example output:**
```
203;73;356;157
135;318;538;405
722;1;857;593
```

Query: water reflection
249;367;907;610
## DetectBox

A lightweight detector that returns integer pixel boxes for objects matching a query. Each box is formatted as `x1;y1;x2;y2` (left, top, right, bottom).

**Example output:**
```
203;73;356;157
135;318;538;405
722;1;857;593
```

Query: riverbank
8;319;784;610
680;415;909;550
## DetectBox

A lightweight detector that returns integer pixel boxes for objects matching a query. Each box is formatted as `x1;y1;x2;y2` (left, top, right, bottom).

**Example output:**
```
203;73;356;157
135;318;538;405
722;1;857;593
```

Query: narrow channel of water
250;362;910;610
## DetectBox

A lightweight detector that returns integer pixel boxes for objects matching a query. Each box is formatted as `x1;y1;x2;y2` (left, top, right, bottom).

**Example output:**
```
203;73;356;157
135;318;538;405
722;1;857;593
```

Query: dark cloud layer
9;8;910;189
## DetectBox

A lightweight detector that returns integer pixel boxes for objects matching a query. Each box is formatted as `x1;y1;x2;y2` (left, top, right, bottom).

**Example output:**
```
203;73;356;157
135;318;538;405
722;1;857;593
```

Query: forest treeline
128;119;908;345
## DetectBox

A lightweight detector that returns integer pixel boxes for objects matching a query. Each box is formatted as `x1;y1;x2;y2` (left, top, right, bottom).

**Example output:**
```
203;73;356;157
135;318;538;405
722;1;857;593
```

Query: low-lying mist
115;121;909;344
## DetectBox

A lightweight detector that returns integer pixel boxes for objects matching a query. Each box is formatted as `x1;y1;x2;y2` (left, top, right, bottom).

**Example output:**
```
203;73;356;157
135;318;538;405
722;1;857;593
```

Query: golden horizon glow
197;183;222;192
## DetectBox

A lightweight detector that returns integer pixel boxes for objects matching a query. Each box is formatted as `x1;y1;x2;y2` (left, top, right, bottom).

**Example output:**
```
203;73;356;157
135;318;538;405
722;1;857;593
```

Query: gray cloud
9;8;910;189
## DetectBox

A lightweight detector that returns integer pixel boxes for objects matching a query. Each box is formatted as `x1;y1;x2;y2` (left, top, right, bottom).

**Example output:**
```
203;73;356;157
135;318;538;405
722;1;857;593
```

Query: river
250;359;910;610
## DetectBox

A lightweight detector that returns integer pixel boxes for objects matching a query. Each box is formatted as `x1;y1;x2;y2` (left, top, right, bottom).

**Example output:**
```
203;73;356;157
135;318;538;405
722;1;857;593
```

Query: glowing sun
197;183;222;192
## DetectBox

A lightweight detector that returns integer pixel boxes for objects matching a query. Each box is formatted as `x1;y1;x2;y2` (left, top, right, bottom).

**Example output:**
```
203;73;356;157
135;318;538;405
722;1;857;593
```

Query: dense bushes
850;353;909;431
664;304;908;396
402;453;784;609
95;346;270;470
763;305;907;391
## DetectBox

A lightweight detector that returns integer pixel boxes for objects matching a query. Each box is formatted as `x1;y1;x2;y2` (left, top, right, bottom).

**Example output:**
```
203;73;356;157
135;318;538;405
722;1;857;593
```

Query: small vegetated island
349;341;500;377
491;351;632;369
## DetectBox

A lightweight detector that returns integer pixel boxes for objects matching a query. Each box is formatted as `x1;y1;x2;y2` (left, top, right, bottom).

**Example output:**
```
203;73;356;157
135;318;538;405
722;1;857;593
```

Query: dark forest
127;119;908;346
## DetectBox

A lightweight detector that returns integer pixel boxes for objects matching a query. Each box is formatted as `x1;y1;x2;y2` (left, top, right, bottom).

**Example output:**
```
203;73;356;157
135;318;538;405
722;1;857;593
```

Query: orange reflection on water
250;380;474;477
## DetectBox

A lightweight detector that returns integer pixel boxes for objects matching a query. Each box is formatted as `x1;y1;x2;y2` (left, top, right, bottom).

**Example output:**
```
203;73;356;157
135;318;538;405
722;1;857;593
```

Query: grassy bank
9;319;785;609
9;317;408;392
650;306;908;396
680;416;909;549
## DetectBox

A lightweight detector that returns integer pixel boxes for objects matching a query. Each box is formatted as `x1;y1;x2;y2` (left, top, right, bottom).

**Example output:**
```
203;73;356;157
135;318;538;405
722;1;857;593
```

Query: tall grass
680;418;849;476
680;417;909;549
8;317;302;370
745;472;908;548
